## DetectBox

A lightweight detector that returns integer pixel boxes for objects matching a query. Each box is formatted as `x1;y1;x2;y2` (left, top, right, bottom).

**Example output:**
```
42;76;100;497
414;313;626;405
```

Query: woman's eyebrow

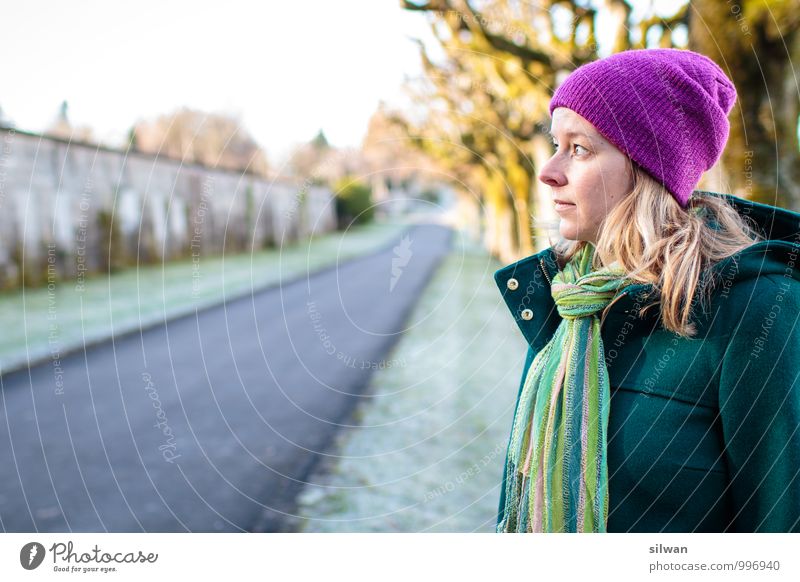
548;130;591;140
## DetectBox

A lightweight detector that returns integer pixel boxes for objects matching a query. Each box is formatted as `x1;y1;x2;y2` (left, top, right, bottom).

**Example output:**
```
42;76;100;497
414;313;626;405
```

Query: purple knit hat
549;48;737;208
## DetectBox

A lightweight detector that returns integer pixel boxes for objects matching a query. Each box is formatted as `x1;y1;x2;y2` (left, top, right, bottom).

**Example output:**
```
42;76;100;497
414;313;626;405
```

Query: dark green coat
494;191;800;532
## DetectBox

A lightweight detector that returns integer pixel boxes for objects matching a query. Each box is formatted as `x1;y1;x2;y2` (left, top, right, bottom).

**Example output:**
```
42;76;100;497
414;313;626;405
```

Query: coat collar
494;191;800;350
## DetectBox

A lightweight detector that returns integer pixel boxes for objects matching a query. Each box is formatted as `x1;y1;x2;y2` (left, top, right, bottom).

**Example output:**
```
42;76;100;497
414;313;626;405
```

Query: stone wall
0;127;337;287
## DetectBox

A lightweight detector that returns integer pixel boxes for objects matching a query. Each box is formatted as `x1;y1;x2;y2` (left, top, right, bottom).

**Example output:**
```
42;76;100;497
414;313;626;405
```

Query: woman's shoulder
690;241;798;335
705;270;799;358
715;273;798;316
703;239;799;299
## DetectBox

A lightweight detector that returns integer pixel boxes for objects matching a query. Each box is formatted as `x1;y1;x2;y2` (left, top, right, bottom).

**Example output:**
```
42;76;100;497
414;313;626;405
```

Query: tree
45;100;94;142
690;0;800;208
132;107;269;176
287;129;338;184
361;102;441;209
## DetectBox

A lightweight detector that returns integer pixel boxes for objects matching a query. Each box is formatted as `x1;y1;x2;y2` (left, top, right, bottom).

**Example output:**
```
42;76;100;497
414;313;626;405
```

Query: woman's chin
558;221;578;240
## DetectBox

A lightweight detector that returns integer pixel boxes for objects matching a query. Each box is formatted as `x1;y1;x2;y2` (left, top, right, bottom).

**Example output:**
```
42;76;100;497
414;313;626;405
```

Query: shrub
334;176;374;228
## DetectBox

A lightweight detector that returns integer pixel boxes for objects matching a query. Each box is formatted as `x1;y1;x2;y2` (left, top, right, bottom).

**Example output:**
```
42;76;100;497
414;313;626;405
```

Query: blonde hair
550;163;764;338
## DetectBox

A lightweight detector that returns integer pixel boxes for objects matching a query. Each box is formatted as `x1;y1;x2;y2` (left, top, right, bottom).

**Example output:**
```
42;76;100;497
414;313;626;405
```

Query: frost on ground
294;232;528;532
0;220;407;374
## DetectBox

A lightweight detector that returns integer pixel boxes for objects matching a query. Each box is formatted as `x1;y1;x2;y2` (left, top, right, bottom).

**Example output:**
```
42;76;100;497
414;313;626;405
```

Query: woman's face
539;107;634;244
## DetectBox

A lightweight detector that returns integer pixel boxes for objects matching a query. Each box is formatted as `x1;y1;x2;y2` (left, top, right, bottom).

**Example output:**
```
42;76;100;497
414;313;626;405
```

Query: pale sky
0;0;437;165
1;0;679;166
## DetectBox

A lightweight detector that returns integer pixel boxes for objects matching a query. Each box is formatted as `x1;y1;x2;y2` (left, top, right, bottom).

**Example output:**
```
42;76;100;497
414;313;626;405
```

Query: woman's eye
551;140;589;156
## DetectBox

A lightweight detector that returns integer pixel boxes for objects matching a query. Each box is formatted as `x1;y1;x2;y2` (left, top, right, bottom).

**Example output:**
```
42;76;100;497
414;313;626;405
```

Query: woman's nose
538;156;566;188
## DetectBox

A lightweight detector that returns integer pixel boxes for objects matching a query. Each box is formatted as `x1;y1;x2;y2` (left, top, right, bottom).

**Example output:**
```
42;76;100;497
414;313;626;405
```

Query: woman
494;48;800;533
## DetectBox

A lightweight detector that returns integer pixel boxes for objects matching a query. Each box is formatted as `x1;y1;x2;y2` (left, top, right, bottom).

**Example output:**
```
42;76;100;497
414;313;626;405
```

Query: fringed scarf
497;243;634;533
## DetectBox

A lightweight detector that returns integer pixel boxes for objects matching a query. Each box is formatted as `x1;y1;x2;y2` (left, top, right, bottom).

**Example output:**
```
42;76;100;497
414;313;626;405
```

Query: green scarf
497;243;634;533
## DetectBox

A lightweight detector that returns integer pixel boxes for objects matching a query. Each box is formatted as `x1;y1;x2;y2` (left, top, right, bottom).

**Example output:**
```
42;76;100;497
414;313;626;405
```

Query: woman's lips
555;201;576;212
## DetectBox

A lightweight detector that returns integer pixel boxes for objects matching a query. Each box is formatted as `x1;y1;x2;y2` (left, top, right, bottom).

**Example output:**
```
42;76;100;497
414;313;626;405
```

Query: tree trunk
482;167;519;262
505;153;535;257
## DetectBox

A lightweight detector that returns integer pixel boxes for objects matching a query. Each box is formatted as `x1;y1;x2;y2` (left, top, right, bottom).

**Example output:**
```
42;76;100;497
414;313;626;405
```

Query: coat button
507;278;519;290
521;309;533;321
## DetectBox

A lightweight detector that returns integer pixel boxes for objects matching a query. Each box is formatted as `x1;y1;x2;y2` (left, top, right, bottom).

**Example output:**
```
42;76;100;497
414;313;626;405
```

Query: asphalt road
0;223;453;532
